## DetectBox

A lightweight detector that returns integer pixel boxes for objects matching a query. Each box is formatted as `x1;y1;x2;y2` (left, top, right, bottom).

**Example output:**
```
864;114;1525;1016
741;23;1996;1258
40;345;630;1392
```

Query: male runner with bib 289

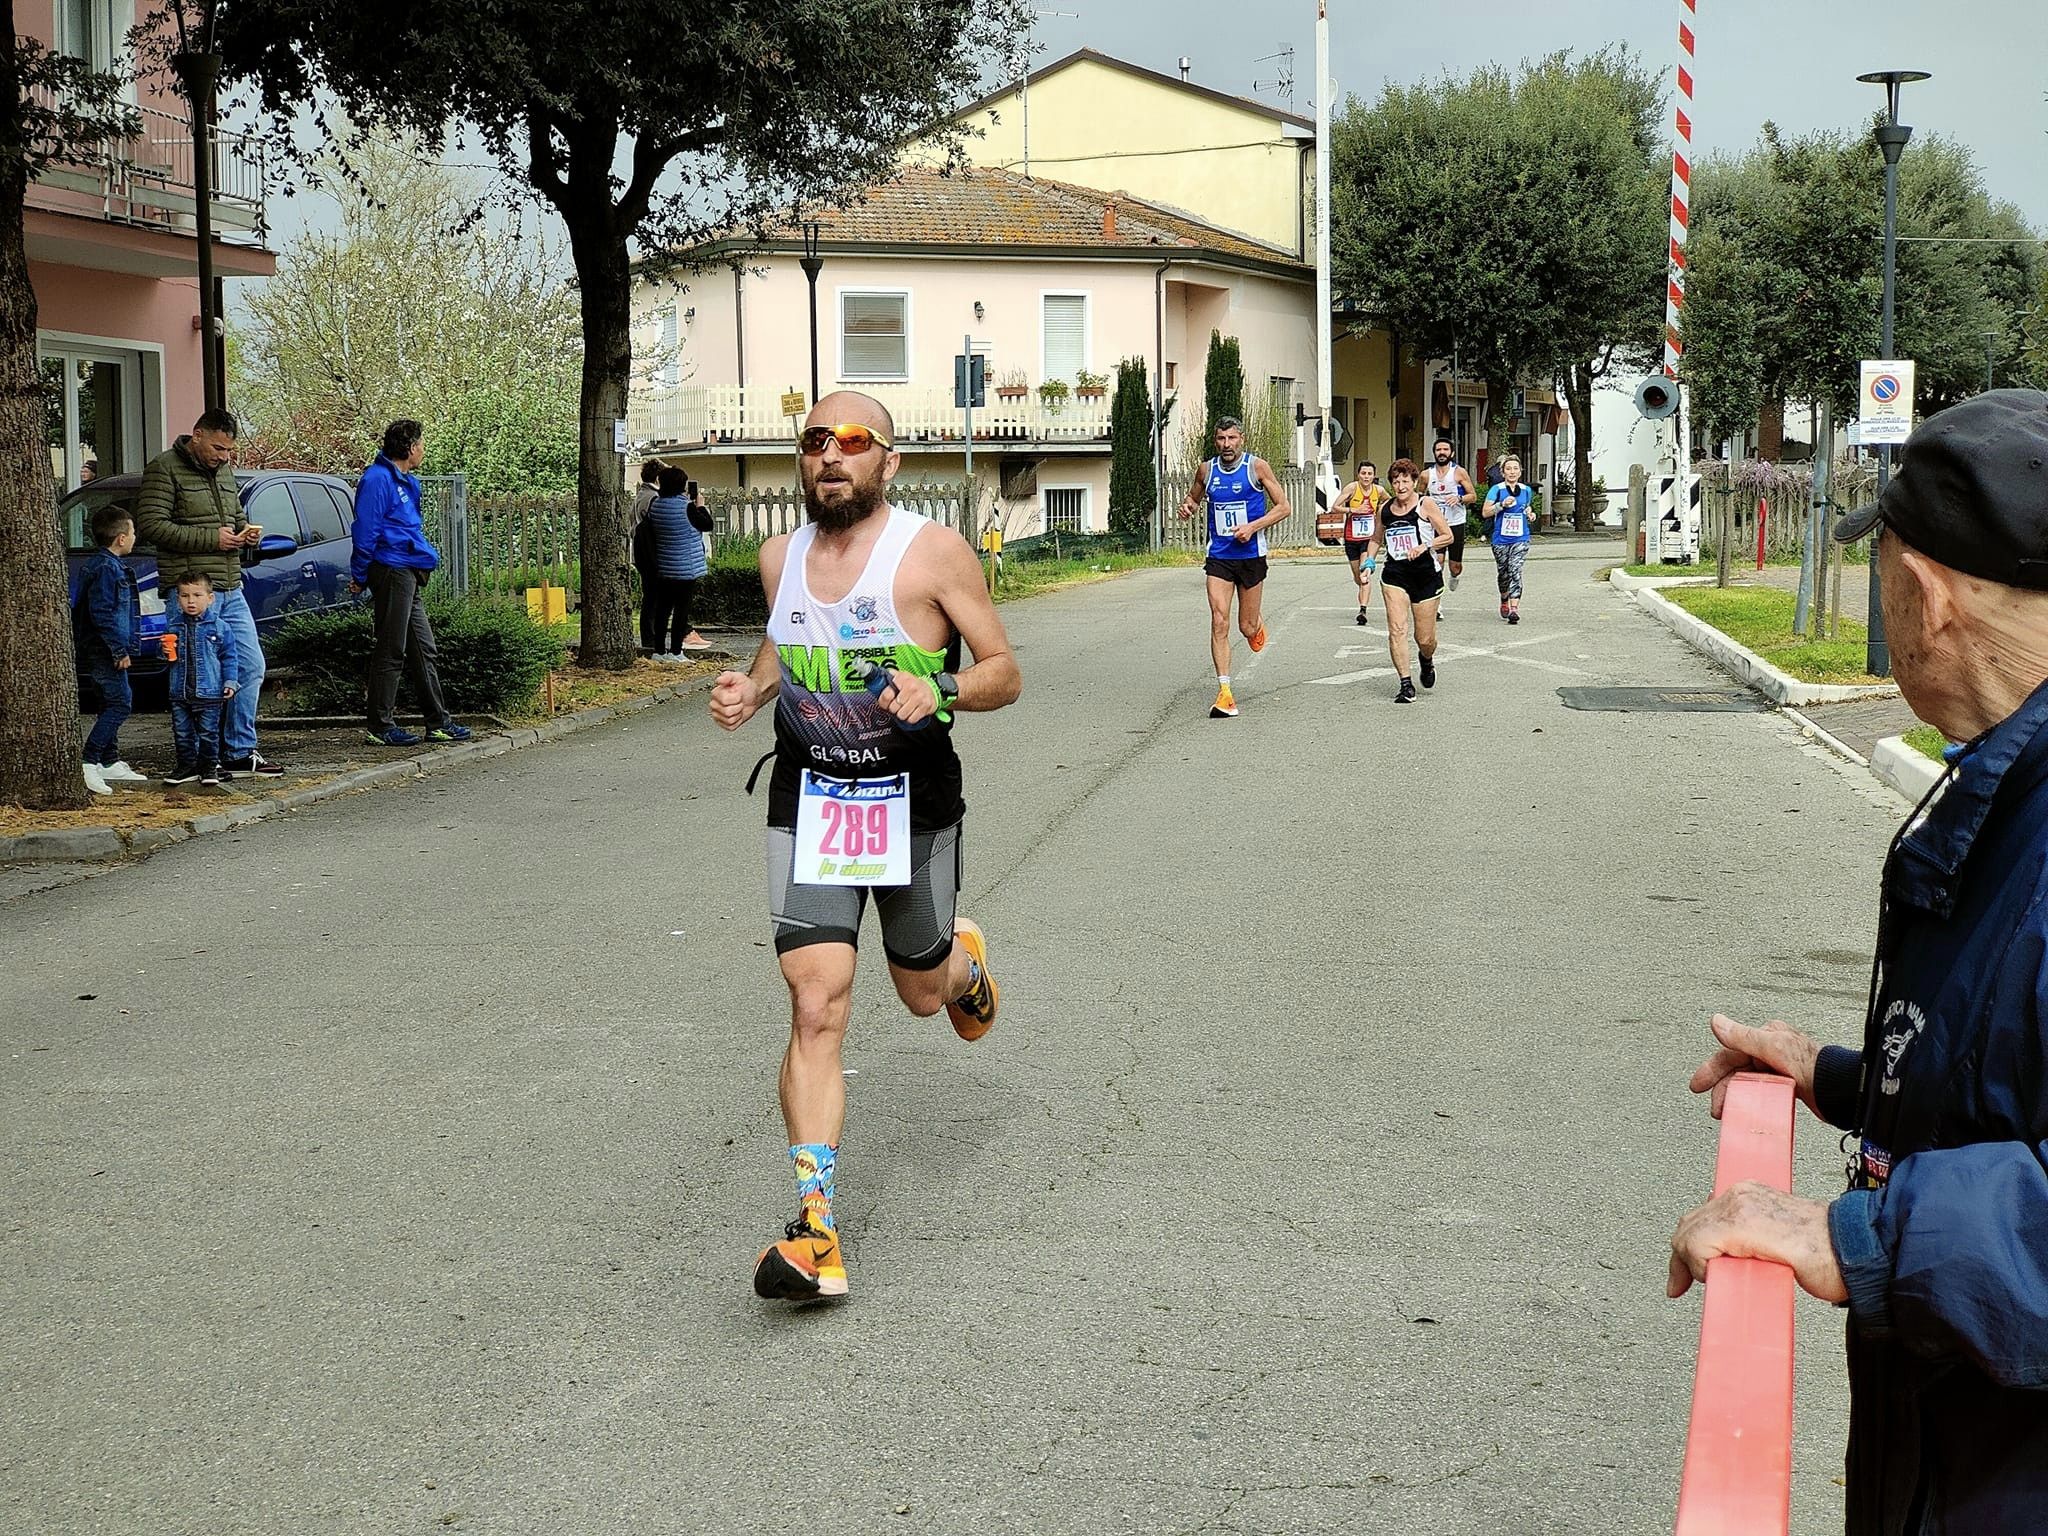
1425;436;1477;614
1176;416;1293;718
710;391;1022;1302
1339;461;1388;627
1369;457;1452;704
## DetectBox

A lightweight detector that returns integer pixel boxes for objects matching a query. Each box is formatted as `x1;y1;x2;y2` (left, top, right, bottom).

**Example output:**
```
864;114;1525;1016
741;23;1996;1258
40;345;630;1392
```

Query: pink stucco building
23;0;274;491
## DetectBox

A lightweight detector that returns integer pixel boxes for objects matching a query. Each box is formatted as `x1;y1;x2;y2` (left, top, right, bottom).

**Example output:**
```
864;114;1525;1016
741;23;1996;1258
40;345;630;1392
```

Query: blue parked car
61;470;361;681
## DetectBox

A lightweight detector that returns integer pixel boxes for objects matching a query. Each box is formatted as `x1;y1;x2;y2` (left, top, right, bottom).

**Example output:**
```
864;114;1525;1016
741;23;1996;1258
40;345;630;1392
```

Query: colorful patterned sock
790;1143;838;1232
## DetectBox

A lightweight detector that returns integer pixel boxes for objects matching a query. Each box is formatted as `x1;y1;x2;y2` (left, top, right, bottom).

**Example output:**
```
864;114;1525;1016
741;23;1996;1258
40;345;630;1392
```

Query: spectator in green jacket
134;409;284;778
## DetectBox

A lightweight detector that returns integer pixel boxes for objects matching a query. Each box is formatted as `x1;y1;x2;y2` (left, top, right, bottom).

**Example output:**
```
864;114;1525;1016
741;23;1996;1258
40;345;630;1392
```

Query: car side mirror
254;532;300;560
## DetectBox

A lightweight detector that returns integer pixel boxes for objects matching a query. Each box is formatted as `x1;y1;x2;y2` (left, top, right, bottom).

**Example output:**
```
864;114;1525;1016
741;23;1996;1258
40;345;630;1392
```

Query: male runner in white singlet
710;392;1023;1302
1425;436;1477;615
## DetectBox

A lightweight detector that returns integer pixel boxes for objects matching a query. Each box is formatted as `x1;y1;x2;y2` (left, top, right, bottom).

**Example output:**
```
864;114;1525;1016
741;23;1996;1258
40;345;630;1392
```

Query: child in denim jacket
71;506;145;794
163;572;241;786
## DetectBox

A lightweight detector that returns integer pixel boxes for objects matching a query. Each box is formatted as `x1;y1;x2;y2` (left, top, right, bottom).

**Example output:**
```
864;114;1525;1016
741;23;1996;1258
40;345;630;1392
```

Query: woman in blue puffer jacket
643;465;713;657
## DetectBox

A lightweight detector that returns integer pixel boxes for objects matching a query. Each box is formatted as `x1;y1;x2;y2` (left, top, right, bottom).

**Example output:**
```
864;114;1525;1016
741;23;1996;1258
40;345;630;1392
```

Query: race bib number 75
795;771;911;886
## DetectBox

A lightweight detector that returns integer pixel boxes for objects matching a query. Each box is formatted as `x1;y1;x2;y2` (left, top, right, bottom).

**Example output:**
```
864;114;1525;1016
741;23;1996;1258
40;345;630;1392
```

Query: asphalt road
3;543;1906;1535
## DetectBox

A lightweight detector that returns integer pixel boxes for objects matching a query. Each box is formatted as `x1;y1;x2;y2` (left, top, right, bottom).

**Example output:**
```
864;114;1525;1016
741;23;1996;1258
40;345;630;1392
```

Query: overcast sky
252;1;2047;252
1031;0;2048;225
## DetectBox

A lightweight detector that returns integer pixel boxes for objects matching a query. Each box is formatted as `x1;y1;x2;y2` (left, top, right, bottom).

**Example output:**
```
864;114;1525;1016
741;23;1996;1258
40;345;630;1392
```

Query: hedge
269;595;569;716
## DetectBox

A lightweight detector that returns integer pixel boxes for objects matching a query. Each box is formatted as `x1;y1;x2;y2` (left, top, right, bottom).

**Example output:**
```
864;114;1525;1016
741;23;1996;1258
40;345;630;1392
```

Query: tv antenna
1252;46;1296;113
1012;8;1081;179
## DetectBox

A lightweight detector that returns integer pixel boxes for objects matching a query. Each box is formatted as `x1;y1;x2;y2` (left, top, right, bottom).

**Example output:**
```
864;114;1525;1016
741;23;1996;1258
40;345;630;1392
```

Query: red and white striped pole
1666;0;1696;473
1665;0;1695;378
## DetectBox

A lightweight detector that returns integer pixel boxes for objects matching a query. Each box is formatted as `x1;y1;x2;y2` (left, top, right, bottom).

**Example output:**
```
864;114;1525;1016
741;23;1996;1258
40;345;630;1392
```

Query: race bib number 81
1214;501;1249;537
795;771;911;886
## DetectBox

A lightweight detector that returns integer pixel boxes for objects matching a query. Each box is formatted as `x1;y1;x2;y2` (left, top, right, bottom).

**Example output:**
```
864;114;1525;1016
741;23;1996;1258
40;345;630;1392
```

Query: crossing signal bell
1636;377;1680;421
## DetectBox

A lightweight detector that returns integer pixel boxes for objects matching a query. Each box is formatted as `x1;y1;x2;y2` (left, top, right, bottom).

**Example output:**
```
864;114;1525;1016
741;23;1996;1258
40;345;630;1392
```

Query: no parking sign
1860;359;1915;446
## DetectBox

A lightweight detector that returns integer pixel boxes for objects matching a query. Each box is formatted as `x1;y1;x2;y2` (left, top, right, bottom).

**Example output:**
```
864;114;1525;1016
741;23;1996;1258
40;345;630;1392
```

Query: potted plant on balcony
1074;368;1108;400
1038;377;1070;414
995;368;1029;400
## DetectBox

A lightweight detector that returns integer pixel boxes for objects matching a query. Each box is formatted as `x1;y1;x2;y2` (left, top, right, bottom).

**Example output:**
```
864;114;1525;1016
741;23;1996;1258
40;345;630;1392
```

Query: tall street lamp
1857;67;1930;678
799;221;824;405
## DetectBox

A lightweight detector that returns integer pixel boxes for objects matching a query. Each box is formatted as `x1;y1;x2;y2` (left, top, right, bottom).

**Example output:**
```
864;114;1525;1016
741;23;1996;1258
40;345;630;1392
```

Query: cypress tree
1107;356;1155;539
1203;330;1246;443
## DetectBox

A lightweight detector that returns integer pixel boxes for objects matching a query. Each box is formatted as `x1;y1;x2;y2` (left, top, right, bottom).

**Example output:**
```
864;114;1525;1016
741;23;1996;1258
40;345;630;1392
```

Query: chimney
1103;198;1118;240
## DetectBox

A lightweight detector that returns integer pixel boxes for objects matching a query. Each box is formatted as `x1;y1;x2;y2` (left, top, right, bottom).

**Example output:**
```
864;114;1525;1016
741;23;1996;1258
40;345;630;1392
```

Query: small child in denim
71;505;143;793
164;573;241;786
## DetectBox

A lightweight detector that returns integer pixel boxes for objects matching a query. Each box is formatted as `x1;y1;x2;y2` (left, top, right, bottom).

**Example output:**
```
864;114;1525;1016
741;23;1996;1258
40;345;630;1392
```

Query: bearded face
801;439;890;531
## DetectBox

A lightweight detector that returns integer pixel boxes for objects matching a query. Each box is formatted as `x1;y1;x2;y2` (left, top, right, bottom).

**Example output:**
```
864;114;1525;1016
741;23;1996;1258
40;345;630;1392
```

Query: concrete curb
1872;735;1946;804
0;674;718;868
1606;567;1712;594
1619;581;1900;707
1780;706;1871;767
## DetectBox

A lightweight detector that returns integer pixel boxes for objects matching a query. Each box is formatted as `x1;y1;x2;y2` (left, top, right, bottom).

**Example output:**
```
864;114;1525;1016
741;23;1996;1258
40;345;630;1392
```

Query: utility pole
171;34;222;413
1857;68;1929;678
799;221;823;404
1313;0;1335;523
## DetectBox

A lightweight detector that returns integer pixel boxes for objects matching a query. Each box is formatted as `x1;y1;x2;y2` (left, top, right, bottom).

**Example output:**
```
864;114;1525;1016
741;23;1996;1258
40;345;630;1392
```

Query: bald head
807;390;895;440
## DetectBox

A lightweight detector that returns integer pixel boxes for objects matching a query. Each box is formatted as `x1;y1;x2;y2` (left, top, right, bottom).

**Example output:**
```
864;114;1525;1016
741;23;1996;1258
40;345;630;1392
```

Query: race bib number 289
795;771;911;886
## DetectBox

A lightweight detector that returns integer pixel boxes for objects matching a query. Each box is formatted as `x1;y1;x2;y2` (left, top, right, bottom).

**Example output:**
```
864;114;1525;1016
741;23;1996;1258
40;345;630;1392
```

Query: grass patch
1902;724;1949;763
505;657;721;724
1618;562;1712;578
989;547;1203;600
1662;584;1883;685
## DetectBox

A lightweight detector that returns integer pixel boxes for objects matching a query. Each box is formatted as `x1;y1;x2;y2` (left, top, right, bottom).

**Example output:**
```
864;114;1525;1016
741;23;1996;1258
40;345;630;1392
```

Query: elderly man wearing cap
1667;389;2048;1534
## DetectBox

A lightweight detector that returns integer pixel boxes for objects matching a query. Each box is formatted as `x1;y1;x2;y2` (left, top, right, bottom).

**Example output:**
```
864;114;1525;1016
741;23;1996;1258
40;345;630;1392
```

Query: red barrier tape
1674;1070;1797;1535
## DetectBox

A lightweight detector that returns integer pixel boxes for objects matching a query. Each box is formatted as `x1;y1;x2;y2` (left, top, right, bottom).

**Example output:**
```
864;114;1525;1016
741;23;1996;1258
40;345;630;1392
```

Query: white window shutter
843;293;907;378
659;306;678;389
1043;295;1086;383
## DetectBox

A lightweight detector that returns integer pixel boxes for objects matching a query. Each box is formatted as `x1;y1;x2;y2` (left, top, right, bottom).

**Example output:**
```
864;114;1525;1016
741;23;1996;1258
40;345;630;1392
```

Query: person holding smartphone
644;466;714;656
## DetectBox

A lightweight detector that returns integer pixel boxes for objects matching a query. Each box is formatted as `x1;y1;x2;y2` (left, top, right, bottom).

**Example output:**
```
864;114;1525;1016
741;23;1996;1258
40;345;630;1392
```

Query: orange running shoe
1210;682;1238;718
1248;624;1268;653
753;1198;847;1300
945;918;999;1041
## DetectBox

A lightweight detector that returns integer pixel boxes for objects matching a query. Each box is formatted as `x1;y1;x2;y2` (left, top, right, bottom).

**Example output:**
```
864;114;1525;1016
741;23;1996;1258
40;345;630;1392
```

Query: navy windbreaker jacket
1815;675;2048;1534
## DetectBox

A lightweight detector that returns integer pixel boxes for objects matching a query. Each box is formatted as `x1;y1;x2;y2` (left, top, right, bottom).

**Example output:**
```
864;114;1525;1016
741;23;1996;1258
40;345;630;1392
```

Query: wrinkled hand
1668;1182;1846;1303
709;670;760;731
1691;1013;1822;1119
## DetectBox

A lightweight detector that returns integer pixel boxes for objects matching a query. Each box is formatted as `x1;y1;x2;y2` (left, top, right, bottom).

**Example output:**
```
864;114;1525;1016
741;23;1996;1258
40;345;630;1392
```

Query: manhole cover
1557;686;1762;712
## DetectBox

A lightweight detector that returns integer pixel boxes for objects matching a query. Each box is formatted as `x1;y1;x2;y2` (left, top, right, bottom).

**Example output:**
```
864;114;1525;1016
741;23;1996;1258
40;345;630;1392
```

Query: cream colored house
629;51;1327;536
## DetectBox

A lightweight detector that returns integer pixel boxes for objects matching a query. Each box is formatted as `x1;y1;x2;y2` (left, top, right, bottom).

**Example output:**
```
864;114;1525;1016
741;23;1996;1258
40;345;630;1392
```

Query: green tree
1331;50;1665;526
219;0;1029;668
0;31;139;808
1203;329;1245;444
1106;356;1154;539
233;133;581;495
1894;134;2042;410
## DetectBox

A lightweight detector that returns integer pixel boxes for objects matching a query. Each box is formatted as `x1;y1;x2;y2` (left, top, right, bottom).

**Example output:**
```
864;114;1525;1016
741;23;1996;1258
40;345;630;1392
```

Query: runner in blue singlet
1175;417;1293;718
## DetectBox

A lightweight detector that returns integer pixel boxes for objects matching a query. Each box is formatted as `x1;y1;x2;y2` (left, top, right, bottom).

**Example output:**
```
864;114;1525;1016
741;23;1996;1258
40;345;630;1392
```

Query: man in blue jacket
1669;389;2048;1534
351;419;470;747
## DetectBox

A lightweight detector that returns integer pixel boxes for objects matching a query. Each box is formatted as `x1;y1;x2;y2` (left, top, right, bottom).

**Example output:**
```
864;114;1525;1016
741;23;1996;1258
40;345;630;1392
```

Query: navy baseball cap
1835;388;2048;590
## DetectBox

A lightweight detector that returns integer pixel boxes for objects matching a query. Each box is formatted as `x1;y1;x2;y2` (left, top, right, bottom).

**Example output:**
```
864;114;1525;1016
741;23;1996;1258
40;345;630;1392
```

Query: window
658;305;679;390
38;337;155;491
840;291;909;380
1043;486;1089;533
292;481;349;545
1041;293;1088;384
57;0;125;72
1163;360;1178;390
243;481;299;543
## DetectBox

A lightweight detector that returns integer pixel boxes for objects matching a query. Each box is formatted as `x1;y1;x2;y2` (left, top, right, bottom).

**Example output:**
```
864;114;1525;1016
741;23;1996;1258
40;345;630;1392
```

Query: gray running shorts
765;820;962;970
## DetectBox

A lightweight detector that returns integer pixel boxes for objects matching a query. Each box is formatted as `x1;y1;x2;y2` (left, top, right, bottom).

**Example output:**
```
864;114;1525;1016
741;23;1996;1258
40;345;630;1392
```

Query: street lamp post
799;221;824;405
1856;68;1930;678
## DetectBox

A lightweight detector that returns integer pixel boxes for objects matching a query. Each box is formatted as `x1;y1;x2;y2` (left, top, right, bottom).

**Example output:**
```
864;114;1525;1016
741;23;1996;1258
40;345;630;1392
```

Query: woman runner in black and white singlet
1368;457;1452;704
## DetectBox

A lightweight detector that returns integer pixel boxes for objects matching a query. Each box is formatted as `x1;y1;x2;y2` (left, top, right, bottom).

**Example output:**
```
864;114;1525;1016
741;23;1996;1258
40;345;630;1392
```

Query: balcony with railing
29;89;268;245
630;383;1114;454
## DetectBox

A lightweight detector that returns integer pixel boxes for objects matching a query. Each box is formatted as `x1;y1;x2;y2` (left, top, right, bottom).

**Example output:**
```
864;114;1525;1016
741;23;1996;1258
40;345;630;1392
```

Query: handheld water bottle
853;658;929;731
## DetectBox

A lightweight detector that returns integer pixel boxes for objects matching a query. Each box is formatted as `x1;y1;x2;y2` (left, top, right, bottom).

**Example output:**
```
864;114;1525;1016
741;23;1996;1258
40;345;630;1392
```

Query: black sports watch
931;671;960;707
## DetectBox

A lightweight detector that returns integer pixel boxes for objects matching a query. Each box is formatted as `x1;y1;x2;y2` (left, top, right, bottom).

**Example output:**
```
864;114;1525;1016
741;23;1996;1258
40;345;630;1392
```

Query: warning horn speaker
1635;377;1680;420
